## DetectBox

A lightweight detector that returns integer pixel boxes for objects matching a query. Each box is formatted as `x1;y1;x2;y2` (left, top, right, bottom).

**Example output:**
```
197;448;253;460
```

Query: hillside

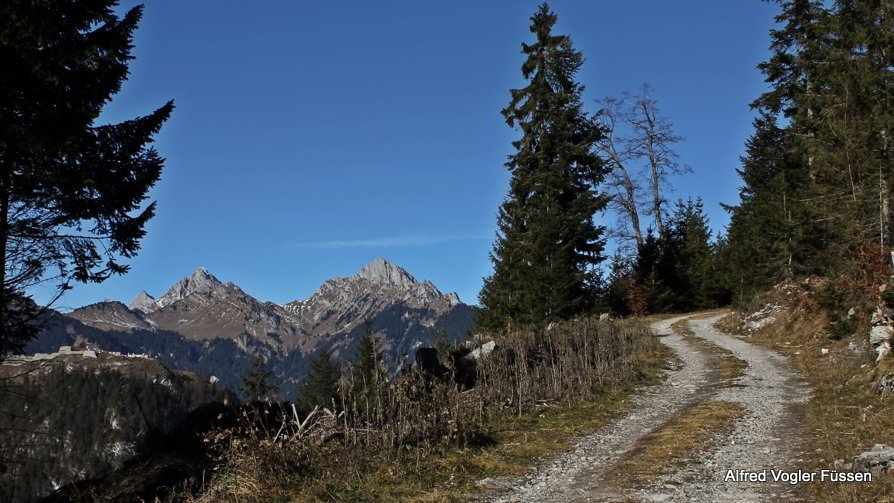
0;350;228;502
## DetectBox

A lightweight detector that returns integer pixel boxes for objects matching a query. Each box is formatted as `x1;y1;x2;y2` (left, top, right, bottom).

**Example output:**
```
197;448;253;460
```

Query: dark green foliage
478;4;609;330
882;287;894;310
239;355;276;402
608;199;726;315
297;350;340;413
0;360;226;502
813;282;857;340
720;113;803;303
723;0;894;298
351;323;384;395
0;0;172;356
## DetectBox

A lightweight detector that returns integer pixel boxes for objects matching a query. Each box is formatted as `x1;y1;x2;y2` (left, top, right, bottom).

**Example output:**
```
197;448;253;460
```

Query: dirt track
481;314;810;503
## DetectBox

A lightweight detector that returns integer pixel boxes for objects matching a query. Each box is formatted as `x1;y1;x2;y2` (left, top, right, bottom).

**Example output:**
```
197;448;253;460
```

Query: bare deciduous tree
596;84;690;246
626;84;690;239
596;97;644;249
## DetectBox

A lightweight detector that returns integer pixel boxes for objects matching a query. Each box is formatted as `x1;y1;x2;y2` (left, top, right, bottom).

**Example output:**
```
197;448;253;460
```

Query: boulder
854;444;894;476
870;325;892;345
878;341;892;363
466;341;496;361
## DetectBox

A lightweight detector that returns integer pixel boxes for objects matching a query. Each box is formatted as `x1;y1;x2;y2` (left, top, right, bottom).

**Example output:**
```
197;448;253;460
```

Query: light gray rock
877;341;891;362
870;325;892;345
854;444;894;476
467;341;497;361
358;257;418;291
127;291;156;312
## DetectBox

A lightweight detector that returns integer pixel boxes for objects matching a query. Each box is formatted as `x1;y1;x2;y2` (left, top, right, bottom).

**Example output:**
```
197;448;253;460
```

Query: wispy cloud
288;234;489;249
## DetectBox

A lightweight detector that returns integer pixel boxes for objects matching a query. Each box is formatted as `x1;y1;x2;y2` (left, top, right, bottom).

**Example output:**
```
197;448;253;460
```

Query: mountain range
27;258;476;397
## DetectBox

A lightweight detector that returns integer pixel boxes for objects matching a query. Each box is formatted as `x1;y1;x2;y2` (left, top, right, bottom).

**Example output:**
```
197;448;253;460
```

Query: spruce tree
351;325;382;390
727;0;894;289
632;232;668;315
753;0;829;119
238;356;276;402
0;1;173;357
672;198;714;310
298;350;340;413
478;4;609;330
722;113;801;302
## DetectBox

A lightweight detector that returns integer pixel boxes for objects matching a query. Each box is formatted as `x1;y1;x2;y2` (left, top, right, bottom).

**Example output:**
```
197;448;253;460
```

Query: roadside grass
605;399;744;489
292;343;673;502
721;297;894;503
670;316;747;387
189;328;675;503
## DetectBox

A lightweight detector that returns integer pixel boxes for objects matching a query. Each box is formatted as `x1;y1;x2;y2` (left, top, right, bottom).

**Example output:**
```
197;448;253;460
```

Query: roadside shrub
182;316;659;501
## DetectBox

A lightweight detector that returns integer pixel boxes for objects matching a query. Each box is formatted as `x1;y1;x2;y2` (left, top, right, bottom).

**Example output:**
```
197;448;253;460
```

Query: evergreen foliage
478;4;609;330
722;0;894;302
351;323;383;393
297;350;340;413
608;198;725;314
239;355;276;402
0;0;173;356
0;361;226;502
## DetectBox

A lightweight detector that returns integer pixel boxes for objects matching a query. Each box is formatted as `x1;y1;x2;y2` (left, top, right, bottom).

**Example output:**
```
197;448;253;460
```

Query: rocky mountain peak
151;267;227;311
357;258;417;290
128;291;156;312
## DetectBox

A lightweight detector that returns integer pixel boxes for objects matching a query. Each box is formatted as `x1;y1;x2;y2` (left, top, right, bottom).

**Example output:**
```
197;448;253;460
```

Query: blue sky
39;0;779;310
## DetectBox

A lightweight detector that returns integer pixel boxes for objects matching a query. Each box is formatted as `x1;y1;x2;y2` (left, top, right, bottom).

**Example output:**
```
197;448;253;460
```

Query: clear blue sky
40;0;779;310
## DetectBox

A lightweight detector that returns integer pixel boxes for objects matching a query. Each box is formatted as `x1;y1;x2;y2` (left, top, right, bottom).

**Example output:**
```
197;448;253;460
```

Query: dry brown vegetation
606;399;743;488
180;317;668;502
721;282;894;503
671;316;747;386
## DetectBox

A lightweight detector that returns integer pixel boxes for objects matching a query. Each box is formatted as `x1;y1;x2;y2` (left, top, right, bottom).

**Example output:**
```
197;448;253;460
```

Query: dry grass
179;317;673;503
721;284;894;503
604;400;744;488
271;342;675;503
671;317;747;387
209;379;671;503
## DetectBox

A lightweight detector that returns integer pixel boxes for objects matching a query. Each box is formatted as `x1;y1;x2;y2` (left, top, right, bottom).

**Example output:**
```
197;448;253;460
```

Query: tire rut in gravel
481;315;715;503
480;314;811;503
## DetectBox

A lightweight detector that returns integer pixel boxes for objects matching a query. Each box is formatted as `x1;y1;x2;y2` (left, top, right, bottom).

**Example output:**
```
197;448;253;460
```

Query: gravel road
479;314;811;503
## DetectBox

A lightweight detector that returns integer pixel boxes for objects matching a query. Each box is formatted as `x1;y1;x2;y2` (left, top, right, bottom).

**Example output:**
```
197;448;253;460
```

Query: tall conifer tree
0;1;173;357
298;350;340;413
478;4;609;330
725;0;894;289
722;113;802;301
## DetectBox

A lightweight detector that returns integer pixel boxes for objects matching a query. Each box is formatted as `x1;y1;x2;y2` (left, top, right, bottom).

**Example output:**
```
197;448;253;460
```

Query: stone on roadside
854;444;894;476
870;325;892;345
